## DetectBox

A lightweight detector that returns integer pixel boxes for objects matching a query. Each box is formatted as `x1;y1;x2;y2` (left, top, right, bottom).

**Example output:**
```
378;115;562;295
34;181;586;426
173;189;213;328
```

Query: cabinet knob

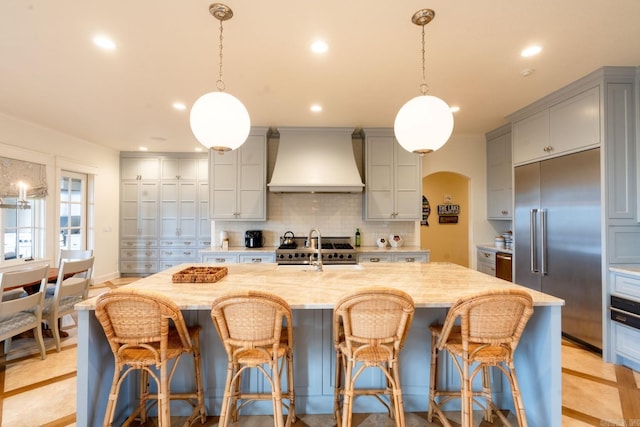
404;257;416;263
369;257;380;263
251;258;263;263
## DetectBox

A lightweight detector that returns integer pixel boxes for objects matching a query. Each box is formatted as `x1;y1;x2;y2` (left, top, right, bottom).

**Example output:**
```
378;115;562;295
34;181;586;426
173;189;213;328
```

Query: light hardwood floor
1;277;639;426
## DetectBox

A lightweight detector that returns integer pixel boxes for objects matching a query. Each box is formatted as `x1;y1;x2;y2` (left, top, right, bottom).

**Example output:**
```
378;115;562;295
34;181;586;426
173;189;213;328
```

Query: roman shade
0;156;48;198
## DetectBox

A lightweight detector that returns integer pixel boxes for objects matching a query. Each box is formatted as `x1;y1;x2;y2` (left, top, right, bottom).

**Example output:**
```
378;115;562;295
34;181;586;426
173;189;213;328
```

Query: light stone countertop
477;244;513;254
354;245;428;253
199;246;278;253
78;262;562;311
610;265;640;277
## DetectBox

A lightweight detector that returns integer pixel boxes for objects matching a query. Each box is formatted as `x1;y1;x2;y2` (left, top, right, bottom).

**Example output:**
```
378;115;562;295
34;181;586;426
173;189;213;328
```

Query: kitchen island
76;262;563;426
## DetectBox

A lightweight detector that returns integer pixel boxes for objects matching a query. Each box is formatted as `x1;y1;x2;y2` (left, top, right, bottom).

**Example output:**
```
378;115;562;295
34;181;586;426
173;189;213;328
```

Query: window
1;198;43;262
59;172;88;251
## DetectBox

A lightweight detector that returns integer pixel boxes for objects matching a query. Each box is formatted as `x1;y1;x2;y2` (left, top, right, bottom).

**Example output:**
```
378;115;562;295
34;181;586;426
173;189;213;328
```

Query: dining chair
95;288;206;427
57;248;94;267
427;288;534;427
333;287;415;427
42;256;94;351
0;265;50;359
211;290;296;427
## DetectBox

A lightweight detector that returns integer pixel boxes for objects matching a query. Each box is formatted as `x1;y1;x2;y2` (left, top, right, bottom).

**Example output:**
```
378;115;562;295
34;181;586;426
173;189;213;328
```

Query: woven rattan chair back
211;290;295;427
333;287;415;427
0;265;49;359
95;288;205;427
428;288;534;427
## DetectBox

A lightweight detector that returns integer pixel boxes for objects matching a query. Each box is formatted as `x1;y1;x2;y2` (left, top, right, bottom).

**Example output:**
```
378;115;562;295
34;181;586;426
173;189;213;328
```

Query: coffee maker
245;230;263;248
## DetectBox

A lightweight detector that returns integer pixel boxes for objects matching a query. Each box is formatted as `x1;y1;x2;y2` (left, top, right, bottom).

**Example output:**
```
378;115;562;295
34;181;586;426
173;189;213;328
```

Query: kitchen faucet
308;227;323;272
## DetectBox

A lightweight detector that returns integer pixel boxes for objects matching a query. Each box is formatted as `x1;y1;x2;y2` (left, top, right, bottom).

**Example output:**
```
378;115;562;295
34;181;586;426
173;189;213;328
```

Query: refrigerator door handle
540;208;547;275
530;209;538;273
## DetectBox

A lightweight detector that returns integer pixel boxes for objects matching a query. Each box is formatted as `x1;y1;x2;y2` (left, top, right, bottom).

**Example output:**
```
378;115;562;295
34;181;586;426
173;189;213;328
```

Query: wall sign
437;203;460;224
437;204;460;215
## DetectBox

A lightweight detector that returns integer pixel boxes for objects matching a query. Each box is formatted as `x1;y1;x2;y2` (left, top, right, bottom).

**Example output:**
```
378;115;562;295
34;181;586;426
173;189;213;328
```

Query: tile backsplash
211;192;417;248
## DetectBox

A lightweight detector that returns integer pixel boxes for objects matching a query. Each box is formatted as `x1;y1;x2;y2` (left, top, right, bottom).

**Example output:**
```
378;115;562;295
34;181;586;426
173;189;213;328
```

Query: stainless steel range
276;235;357;265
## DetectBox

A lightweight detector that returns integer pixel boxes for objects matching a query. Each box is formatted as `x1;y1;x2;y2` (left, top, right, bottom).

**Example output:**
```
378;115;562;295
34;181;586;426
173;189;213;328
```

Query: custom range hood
268;127;364;193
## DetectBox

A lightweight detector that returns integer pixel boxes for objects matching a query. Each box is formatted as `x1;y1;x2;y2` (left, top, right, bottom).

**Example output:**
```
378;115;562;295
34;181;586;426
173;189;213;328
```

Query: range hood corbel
268;127;364;193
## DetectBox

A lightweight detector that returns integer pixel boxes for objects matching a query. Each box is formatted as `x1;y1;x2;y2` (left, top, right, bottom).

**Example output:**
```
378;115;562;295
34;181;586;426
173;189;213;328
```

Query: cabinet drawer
239;254;275;264
159;239;198;248
613;274;640;299
159;249;198;259
120;249;157;259
120;260;158;274
358;254;393;263
392;254;428;263
121;240;157;248
614;322;640;362
201;254;238;264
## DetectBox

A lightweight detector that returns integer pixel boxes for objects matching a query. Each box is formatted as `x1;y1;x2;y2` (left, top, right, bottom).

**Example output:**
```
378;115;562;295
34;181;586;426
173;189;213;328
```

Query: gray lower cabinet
608;268;640;371
120;153;209;275
357;251;429;263
477;249;496;276
200;251;276;264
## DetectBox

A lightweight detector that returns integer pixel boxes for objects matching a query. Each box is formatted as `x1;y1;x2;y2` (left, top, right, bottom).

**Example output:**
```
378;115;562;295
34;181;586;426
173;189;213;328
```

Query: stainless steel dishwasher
496;252;512;282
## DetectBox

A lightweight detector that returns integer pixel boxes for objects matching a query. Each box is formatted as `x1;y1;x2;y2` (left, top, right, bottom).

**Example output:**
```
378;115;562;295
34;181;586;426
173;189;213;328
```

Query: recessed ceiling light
311;40;328;54
194;147;203;152
139;146;148;151
521;45;542;57
450;106;460;113
93;35;116;50
310;104;323;112
173;102;186;111
521;68;535;77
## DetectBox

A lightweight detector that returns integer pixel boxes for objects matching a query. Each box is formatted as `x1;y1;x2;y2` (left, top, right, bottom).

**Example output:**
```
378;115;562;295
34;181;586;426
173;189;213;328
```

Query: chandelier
190;3;251;152
394;9;454;154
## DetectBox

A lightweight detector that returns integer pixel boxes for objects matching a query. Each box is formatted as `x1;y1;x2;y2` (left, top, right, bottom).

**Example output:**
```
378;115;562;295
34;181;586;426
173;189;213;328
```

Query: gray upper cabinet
512;86;600;165
363;128;422;221
209;127;268;221
486;125;512;220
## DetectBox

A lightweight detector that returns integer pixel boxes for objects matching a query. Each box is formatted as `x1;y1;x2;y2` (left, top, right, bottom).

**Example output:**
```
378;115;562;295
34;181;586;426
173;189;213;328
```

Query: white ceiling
1;1;640;153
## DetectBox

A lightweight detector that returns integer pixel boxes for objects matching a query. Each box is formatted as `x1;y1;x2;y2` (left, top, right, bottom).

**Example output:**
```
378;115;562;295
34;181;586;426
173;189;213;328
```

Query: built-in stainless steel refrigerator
514;148;602;350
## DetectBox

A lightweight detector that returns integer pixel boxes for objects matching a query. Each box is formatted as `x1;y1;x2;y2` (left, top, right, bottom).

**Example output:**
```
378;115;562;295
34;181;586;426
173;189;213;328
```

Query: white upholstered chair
42;256;94;351
0;265;50;359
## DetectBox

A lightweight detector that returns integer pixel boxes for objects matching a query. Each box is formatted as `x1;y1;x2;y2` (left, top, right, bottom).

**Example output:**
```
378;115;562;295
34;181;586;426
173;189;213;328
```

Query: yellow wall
421;172;469;267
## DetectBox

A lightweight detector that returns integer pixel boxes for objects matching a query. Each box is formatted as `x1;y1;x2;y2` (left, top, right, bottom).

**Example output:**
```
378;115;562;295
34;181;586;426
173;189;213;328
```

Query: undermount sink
276;264;363;272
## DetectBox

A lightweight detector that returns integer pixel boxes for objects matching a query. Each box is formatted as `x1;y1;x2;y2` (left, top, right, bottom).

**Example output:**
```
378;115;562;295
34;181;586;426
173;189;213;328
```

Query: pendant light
190;3;250;152
394;9;453;154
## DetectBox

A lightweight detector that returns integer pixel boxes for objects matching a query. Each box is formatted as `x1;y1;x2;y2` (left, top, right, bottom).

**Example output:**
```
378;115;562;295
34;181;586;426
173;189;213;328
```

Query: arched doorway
421;172;470;267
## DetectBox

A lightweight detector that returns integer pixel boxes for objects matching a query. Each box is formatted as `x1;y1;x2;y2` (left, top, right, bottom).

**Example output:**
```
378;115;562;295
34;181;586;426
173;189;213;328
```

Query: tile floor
1;277;640;426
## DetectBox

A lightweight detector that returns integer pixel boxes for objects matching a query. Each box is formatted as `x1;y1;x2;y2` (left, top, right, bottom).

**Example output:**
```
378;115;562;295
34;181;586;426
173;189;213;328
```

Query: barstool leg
427;332;438;422
507;361;528;427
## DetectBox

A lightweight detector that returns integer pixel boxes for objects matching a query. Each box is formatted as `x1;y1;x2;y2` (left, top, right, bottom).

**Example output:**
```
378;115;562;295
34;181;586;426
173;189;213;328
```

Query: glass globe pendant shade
190;91;251;152
394;94;454;154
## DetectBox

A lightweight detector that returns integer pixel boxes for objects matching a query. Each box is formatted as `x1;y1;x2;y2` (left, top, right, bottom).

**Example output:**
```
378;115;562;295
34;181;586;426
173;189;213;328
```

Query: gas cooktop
276;236;356;265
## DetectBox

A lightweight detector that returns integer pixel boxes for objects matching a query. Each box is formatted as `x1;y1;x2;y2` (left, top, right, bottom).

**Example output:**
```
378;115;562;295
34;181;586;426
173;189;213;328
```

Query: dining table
2;267;61;294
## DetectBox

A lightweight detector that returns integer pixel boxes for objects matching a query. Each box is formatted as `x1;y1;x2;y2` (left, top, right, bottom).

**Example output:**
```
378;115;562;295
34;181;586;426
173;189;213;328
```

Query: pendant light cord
420;24;429;95
216;19;226;92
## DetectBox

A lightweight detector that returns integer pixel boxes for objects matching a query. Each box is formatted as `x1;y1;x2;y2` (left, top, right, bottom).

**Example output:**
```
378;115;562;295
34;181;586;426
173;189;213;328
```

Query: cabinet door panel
549;86;600;155
513;110;549;164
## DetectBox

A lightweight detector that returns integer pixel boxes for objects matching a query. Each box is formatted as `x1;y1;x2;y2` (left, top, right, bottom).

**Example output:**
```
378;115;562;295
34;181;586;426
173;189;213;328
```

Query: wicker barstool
211;290;295;427
427;289;534;427
333;287;415;427
95;288;206;427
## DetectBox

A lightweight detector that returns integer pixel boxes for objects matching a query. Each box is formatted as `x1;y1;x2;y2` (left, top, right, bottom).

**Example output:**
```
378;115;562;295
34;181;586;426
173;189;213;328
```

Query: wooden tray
172;266;228;283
